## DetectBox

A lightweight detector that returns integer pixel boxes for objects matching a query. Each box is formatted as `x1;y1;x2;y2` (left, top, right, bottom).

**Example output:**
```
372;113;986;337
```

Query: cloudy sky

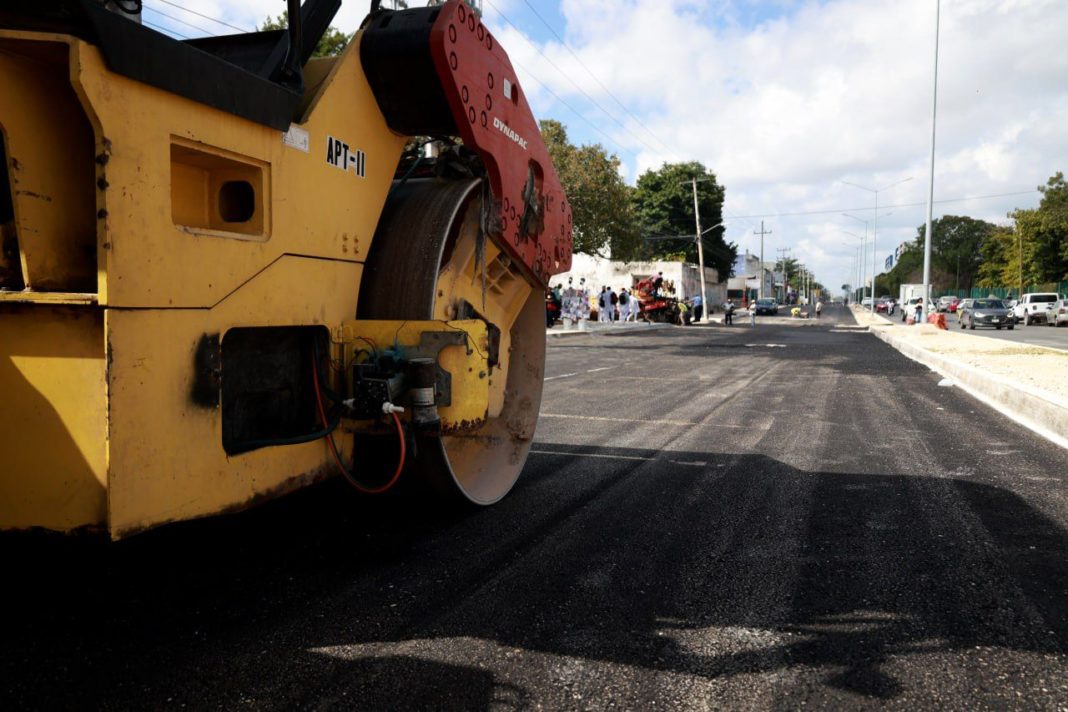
143;0;1068;293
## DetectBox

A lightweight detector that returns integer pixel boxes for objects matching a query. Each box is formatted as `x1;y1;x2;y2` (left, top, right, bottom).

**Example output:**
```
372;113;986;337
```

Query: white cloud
497;0;1068;292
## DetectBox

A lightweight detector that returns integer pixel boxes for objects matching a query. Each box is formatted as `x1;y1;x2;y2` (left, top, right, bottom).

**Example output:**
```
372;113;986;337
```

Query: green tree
915;215;999;292
976;225;1016;288
539;120;640;259
258;15;351;57
632;162;736;278
980;172;1068;291
1008;207;1067;285
1029;171;1068;281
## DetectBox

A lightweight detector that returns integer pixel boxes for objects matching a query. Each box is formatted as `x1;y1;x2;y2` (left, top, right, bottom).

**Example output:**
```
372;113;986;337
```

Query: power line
151;0;252;34
518;0;677;159
729;189;1040;220
507;60;635;161
143;6;218;37
483;0;655;160
143;19;189;39
643;233;735;258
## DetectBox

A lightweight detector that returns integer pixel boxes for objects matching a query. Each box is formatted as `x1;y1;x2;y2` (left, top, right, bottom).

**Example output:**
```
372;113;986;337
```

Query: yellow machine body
0;0;566;537
0;29;424;537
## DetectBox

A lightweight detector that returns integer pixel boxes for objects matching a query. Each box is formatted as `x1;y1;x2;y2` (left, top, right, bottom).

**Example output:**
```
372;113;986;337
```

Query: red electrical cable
312;353;405;494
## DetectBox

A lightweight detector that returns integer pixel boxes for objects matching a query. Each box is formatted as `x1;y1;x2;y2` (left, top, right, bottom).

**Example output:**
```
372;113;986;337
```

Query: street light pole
842;215;869;309
843;230;866;307
776;246;792;303
843;178;912;315
753;221;772;301
922;0;941;321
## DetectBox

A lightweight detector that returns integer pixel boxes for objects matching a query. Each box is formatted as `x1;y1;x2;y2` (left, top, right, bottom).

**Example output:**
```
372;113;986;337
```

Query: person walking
598;286;610;323
618;288;629;322
815;299;823;319
914;297;924;325
609;287;619;321
749;299;758;327
692;293;703;322
724;298;735;326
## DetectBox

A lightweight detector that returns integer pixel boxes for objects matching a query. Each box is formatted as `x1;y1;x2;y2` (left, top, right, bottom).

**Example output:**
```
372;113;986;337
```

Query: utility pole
690;178;708;323
776;247;791;303
754;221;772;300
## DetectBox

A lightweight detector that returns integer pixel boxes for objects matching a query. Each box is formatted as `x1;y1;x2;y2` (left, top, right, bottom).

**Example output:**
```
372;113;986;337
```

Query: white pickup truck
1013;293;1060;325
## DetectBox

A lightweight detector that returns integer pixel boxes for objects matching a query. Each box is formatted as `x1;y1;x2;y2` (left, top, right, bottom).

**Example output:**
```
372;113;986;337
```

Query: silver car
1047;299;1068;327
959;298;1014;330
936;296;957;312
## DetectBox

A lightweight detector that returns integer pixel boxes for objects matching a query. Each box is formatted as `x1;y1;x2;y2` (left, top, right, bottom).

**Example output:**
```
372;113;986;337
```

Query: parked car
936;296;957;312
947;297;961;313
754;298;779;315
874;298;889;313
861;297;873;307
1013;292;1060;325
1047;299;1068;327
958;298;1014;330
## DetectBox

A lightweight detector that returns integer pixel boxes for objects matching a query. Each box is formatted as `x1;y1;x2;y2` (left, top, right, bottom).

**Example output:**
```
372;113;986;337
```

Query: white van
1013;293;1060;325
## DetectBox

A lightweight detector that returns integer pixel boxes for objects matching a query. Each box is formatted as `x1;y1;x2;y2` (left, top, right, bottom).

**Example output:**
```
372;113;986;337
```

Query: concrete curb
868;323;1068;451
546;323;674;339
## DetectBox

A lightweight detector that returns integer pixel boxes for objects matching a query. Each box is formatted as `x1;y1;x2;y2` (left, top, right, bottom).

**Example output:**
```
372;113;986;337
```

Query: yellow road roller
0;0;572;537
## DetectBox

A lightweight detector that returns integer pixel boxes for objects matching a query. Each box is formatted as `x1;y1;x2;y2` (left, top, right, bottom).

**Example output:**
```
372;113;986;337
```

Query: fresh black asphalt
3;305;1067;709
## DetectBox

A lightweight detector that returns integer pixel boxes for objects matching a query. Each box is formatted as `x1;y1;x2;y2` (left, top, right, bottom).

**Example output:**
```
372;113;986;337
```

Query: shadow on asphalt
1;436;1066;707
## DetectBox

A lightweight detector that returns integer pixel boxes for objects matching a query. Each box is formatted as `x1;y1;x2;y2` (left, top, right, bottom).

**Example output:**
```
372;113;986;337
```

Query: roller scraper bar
360;0;573;286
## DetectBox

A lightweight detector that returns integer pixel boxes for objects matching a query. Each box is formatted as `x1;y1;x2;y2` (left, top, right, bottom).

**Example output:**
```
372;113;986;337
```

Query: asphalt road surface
3;305;1068;709
946;316;1068;351
883;308;1068;351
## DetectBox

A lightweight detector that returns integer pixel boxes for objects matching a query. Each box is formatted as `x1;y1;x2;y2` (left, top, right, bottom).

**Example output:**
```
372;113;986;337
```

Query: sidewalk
546;320;674;339
851;305;1068;449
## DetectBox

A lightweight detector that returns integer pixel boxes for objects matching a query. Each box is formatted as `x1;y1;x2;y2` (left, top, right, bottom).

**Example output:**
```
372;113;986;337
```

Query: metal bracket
406;330;468;407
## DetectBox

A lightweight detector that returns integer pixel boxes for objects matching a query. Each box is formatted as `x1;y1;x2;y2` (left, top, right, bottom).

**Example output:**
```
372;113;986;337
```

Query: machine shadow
1;444;1066;705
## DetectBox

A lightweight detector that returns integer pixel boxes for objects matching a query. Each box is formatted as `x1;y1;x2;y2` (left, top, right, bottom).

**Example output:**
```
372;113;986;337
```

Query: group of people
596;285;642;322
546;277;644;327
720;298;757;326
546;273;724;328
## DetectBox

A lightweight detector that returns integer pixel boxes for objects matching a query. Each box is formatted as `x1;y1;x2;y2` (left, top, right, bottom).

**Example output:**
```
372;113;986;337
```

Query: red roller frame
427;0;573;285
